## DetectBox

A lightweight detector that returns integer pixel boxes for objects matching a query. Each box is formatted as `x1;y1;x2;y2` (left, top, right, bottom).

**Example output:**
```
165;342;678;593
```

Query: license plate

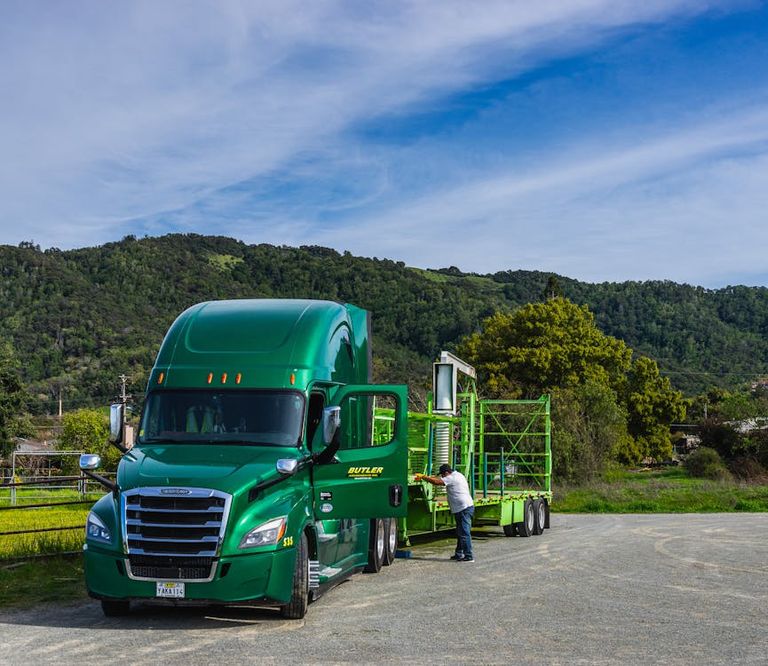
156;582;185;598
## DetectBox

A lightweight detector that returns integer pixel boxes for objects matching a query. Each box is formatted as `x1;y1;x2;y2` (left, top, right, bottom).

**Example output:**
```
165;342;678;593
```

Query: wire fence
0;474;112;562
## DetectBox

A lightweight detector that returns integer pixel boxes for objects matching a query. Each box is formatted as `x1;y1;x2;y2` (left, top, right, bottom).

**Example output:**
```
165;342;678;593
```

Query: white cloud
0;0;727;250
314;104;768;285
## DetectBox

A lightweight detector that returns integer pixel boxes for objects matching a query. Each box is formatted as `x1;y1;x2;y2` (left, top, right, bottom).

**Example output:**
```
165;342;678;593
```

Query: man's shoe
450;554;464;561
459;556;475;562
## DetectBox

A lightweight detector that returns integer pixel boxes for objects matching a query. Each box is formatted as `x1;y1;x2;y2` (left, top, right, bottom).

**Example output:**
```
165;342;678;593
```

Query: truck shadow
400;528;497;561
0;601;295;629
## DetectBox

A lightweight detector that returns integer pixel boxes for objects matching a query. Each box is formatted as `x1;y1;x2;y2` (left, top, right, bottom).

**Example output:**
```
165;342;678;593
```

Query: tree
58;408;119;472
0;343;27;458
458;297;632;396
458;297;689;476
623;357;687;461
541;275;563;301
551;381;634;482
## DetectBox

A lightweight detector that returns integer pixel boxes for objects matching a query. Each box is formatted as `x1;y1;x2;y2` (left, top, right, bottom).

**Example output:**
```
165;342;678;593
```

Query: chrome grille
122;487;231;581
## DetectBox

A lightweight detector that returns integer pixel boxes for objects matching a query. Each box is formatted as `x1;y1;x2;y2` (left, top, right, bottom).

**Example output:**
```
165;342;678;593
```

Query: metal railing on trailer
476;396;551;497
375;393;551;543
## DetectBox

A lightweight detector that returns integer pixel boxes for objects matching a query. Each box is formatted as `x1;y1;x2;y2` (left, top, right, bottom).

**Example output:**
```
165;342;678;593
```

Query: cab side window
337;393;398;450
306;391;325;449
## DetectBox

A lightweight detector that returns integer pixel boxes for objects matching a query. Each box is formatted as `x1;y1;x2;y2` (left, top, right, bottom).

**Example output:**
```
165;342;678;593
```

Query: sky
2;1;768;287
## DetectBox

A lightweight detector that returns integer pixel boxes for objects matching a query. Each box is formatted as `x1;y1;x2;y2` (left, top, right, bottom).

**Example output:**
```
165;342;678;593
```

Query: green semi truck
80;299;551;619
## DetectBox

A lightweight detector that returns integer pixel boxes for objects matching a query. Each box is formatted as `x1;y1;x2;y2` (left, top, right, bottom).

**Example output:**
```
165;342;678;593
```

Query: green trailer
375;354;551;545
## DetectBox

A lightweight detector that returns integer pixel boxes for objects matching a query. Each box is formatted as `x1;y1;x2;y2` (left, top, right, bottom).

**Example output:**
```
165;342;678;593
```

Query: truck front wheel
280;532;309;619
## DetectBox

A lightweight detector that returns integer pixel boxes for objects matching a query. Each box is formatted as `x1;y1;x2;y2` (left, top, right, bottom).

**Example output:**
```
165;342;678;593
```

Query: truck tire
533;499;546;535
383;518;397;565
101;599;130;616
363;518;384;573
517;500;534;537
280;532;309;619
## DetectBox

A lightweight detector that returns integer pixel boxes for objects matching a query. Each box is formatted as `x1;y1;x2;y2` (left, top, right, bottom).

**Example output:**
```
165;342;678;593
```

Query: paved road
1;514;767;664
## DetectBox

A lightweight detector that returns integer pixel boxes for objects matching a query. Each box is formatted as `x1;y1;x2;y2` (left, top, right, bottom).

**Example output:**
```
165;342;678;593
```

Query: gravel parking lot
1;513;767;664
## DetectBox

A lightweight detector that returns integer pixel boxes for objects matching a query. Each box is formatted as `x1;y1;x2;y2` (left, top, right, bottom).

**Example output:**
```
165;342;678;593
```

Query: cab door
312;385;408;520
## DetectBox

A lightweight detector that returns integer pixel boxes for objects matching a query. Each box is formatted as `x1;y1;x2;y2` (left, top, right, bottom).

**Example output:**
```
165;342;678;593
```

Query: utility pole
58;387;63;419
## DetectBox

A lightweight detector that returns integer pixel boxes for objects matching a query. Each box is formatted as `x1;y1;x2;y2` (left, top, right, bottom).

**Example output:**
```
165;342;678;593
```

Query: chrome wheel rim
376;520;385;560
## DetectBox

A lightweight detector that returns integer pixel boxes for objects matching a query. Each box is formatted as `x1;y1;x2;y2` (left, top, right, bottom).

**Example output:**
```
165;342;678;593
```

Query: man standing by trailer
416;464;475;562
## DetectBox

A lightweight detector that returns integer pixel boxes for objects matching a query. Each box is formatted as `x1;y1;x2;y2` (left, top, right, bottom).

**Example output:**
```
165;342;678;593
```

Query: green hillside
1;234;766;412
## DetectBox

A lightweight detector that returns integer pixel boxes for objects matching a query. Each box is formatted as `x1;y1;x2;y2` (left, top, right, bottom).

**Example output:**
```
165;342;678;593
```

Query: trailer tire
503;521;517;537
383;518;397;566
517;500;534;537
364;518;384;573
533;499;545;535
101;599;130;616
280;532;309;619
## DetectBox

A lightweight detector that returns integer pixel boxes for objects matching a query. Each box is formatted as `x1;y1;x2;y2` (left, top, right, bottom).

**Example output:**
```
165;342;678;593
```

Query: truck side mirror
312;406;341;466
322;406;341;445
80;454;102;470
109;403;124;444
276;458;298;475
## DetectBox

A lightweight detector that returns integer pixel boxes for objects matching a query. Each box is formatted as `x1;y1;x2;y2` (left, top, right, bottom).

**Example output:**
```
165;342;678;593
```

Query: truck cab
81;299;408;618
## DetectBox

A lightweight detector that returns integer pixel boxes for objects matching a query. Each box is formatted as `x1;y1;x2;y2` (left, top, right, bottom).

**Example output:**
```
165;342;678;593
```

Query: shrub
728;457;768;482
683;447;731;481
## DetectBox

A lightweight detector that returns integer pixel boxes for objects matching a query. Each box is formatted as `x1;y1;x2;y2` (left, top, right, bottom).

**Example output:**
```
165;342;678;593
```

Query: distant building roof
725;418;768;434
12;438;53;453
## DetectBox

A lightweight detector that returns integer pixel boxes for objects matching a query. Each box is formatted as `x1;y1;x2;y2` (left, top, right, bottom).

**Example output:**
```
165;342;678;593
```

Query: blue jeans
454;506;474;559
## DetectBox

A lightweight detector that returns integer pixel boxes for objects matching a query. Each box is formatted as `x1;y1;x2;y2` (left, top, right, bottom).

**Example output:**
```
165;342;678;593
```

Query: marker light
290;373;296;385
207;372;213;384
221;373;228;384
157;372;164;384
235;373;242;384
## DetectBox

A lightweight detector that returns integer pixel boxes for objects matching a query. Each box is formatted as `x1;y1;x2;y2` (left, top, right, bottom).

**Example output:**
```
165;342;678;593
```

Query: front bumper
84;546;297;605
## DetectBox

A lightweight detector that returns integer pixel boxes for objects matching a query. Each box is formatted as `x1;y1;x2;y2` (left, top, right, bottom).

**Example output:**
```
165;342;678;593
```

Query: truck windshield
137;390;305;447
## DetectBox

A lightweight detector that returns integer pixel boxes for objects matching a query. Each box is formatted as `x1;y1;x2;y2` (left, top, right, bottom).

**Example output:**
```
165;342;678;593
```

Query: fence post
11;452;17;506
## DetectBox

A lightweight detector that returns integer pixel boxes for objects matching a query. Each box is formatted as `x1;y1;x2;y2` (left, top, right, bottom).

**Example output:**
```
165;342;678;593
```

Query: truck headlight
86;512;112;544
239;517;287;549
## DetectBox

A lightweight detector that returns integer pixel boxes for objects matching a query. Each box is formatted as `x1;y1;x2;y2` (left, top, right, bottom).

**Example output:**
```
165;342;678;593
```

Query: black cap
438;464;452;475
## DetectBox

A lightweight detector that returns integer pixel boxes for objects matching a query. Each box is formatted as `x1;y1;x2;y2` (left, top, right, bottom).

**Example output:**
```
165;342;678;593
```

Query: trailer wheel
533;499;545;535
364;518;384;573
101;599;130;617
517;500;534;537
280;532;309;619
383;518;397;565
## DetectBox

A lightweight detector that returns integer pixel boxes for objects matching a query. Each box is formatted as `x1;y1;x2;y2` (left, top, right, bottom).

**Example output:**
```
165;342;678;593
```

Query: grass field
554;466;768;513
0;488;102;560
0;487;97;608
0;556;86;607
